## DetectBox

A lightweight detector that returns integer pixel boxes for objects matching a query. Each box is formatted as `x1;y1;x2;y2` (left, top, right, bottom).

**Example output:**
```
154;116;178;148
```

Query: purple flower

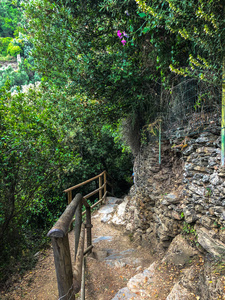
121;39;126;46
117;30;122;39
125;10;129;16
123;31;128;38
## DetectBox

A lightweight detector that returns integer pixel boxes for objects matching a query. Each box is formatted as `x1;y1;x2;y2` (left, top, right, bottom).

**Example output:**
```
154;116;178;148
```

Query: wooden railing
47;171;114;300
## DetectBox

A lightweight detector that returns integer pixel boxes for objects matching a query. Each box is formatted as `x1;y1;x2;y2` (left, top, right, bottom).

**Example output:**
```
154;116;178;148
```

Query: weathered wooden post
68;190;73;231
47;193;83;300
51;236;74;300
85;206;92;251
68;190;72;205
103;171;107;202
99;175;102;201
73;223;85;294
81;257;86;300
75;201;82;260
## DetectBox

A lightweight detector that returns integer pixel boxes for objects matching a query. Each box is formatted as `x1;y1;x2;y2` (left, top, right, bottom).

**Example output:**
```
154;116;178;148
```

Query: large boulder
162;234;198;267
196;226;225;258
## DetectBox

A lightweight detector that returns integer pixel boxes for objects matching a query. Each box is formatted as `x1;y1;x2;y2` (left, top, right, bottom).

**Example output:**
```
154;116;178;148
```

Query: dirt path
1;202;158;300
0;200;208;300
83;212;155;300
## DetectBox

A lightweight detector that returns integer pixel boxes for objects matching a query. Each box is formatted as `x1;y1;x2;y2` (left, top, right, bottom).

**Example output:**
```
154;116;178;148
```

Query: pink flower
117;30;122;39
121;39;126;46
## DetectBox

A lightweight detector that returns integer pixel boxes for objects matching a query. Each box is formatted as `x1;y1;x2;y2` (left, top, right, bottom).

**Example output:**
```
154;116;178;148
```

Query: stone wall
124;118;225;257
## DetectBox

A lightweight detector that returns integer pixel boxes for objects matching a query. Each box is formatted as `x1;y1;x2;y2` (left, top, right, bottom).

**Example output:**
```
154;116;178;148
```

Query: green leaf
138;12;146;18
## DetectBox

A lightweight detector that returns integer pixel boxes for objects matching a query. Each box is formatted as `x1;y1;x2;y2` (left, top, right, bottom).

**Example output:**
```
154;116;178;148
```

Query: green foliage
0;82;133;282
0;36;13;56
7;41;21;56
0;0;24;38
182;221;200;247
24;0;162;132
0;35;40;90
0;83;81;280
0;65;29;89
182;222;196;235
136;0;225;83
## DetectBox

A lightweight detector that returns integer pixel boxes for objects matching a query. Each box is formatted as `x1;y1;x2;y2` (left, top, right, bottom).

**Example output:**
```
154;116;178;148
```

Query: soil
1;208;223;300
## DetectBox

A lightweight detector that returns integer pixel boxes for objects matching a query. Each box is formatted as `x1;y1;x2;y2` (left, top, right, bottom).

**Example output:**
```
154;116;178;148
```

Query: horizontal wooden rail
83;183;106;199
106;180;113;188
81;191;107;216
105;171;114;182
47;194;82;238
82;198;90;208
64;171;105;193
84;245;93;256
48;171;115;299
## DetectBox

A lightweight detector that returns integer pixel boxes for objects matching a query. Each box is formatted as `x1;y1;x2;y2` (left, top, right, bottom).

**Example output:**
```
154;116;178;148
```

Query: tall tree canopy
136;0;225;82
25;0;224;130
25;0;163;127
0;0;22;37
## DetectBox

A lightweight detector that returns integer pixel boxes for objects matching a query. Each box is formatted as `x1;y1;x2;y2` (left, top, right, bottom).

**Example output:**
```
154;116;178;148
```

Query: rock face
166;282;195;300
106;118;225;299
162;234;198;266
119;118;225;259
196;226;225;257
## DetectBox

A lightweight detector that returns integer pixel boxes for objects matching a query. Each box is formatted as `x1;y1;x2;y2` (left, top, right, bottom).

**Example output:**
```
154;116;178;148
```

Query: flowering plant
117;30;128;46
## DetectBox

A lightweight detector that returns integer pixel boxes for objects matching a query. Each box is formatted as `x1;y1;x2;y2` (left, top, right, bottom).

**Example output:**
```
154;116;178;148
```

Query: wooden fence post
51;235;74;300
73;224;85;294
68;190;72;205
75;201;82;261
47;194;83;299
85;206;92;252
103;171;107;202
99;175;102;201
68;191;73;231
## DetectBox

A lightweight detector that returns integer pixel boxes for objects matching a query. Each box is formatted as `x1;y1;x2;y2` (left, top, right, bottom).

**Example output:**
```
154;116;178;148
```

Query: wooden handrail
48;171;114;299
106;180;113;188
64;171;105;192
81;191;107;216
47;194;82;238
105;171;114;182
82;198;90;208
83;183;106;199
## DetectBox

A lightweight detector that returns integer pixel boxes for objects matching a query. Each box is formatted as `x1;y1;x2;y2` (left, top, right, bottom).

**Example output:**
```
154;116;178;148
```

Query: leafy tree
0;83;80;277
135;0;225;83
7;40;21;56
0;0;23;38
0;81;133;281
24;0;162;129
0;36;13;56
0;65;29;88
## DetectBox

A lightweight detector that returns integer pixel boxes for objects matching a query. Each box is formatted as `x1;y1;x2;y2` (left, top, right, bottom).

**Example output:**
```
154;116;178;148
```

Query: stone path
2;197;225;299
83;197;156;299
82;197;190;300
85;197;225;300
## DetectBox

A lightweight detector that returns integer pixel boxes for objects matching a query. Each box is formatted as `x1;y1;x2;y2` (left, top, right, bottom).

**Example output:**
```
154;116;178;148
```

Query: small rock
135;266;143;272
196;226;225;258
112;287;138;299
166;282;195;300
162;234;198;267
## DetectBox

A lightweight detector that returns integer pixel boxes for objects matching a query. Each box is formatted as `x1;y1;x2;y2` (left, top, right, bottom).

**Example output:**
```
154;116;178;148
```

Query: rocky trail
1;197;225;299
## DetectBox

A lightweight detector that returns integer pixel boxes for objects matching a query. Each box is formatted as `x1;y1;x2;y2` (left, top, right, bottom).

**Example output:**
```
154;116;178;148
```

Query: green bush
0;37;12;56
7;42;21;56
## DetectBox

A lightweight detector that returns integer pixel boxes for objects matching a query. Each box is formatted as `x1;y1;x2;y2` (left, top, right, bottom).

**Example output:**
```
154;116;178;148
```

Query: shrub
0;37;12;56
7;43;21;56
